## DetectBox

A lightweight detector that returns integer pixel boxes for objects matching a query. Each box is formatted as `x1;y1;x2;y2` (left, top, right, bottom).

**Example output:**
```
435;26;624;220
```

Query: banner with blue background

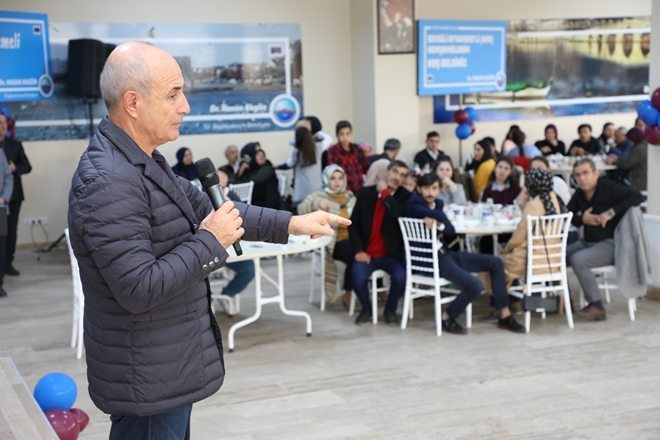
417;20;506;96
0;11;52;102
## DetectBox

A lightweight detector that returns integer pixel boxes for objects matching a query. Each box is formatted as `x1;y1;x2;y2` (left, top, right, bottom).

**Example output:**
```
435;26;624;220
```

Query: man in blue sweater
406;173;524;334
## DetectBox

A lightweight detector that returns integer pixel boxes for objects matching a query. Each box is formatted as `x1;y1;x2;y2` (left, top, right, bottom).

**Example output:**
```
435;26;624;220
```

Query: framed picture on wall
377;0;415;54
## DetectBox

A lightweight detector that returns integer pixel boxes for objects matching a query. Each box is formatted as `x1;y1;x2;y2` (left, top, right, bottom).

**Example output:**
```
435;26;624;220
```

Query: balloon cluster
636;88;660;145
453;107;477;140
33;373;89;440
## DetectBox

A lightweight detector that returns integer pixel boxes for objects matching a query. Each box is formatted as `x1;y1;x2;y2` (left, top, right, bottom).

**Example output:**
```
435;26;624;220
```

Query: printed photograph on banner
433;16;650;123
4;22;303;141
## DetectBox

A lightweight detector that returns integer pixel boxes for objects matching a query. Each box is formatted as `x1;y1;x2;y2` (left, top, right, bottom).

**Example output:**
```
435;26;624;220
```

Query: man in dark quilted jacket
68;42;348;440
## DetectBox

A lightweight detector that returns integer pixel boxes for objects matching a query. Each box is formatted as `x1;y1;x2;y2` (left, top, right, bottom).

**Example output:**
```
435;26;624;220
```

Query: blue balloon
464;106;476;122
0;105;11;118
455;123;472;140
637;100;659;126
33;372;77;412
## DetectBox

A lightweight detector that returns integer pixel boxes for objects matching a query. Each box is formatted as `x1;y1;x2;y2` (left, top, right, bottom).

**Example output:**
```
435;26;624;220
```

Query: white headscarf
322;164;347;194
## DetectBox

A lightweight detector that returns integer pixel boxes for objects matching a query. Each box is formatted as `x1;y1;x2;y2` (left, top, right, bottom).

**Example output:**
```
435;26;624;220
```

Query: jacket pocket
129;311;204;403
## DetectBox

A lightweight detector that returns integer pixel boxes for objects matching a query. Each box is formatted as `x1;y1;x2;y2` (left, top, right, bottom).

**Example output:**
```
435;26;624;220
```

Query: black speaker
67;39;115;98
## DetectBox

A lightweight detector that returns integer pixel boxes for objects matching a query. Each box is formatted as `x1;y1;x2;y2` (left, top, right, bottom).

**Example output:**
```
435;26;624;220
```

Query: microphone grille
195;158;219;188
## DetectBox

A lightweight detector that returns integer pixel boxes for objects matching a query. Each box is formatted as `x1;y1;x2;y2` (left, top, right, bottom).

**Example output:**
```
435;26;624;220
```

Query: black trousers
7;200;20;267
332;239;354;290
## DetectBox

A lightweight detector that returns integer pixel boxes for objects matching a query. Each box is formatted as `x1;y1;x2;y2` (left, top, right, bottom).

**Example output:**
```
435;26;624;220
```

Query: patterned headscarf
525;168;560;215
323;164;347;194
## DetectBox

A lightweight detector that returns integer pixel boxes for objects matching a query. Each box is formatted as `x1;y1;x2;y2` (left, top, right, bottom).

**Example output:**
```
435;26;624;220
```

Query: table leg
277;254;312;336
228;257;263;352
493;234;500;256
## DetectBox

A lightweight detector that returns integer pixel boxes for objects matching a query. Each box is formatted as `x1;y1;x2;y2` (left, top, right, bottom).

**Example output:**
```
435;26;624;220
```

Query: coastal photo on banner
4;22;303;141
433;16;650;122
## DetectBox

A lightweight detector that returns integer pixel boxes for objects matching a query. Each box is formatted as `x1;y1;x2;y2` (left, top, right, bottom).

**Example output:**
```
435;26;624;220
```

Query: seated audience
413;131;445;174
369;138;401;164
501;124;520;156
597;122;616;153
507;128;542;171
634;116;646;131
213;169;256;314
406;173;525;334
434;156;467;205
566;158;646;321
481;157;521;205
284;120;322;209
364;158;390;186
297;165;356;306
568;124;600;156
327;120;370;193
468;139;496;200
608;126;632;159
606;127;648;191
220;144;240;180
349;160;411;325
527;156;572;205
534;124;566;156
501;168;564;285
235;142;280;209
402;173;418;193
171;147;198;181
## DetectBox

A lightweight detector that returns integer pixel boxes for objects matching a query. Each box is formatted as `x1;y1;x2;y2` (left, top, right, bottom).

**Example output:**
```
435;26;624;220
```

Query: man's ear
123;91;139;119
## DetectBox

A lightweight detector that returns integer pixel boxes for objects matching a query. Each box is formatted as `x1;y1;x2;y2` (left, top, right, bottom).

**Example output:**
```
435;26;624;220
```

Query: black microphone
195;157;243;256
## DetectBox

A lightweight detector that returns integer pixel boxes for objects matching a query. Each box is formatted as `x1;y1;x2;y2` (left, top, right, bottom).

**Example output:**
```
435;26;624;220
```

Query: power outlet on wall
25;216;49;225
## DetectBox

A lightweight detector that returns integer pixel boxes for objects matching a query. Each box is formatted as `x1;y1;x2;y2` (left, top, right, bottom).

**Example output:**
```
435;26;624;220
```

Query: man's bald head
99;42;171;113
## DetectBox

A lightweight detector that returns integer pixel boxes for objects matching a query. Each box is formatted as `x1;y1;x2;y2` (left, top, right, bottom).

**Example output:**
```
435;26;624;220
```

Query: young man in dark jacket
566;158;646;321
68;42;348;439
349;160;410;325
406;173;524;334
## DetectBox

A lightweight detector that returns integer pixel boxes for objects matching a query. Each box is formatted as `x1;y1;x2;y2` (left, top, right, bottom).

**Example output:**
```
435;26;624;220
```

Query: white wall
4;0;353;246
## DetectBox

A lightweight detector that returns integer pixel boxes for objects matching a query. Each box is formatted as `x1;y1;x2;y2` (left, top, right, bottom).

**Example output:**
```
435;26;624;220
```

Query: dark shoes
6;265;19;276
0;286;6;298
441;317;467;335
498;315;526;333
354;309;372;325
576;304;606;321
383;309;398;325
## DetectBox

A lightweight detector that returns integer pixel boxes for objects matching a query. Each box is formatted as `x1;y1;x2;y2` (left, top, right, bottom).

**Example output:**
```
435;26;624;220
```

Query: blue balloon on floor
34;372;77;412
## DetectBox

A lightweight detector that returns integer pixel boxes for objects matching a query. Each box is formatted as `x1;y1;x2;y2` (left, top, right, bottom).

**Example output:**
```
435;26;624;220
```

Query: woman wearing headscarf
297;165;356;306
171;147;198;181
500;168;564;285
606;127;647;191
235;142;281;209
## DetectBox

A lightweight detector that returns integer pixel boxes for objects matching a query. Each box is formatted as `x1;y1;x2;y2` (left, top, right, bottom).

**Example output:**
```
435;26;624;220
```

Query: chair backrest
228;181;254;204
64;228;84;301
277;174;288;198
525;213;573;283
398;217;442;279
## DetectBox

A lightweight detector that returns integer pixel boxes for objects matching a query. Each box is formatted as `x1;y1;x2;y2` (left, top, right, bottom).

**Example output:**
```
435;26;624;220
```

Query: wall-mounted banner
4;22;302;141
0;11;52;102
433;16;650;122
417;20;507;96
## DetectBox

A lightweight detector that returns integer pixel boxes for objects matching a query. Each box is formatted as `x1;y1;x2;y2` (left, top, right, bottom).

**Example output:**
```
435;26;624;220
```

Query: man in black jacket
566;158;645;321
0;113;31;276
69;42;348;439
349;160;410;325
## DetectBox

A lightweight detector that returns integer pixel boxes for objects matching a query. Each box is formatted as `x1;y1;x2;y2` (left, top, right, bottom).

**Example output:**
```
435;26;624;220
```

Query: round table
450;216;520;255
223;235;331;352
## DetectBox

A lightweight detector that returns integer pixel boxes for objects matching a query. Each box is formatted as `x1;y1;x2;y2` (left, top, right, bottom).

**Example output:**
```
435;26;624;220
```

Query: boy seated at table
406;173;525;334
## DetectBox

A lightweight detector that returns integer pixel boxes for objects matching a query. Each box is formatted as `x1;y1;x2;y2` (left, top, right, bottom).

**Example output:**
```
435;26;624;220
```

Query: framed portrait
377;0;415;54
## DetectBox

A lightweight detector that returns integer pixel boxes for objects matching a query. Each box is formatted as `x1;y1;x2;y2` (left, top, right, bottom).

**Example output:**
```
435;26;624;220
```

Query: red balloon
69;408;89;432
652;87;660;110
453;109;469;124
45;409;79;440
644;125;660;145
470;121;476;134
